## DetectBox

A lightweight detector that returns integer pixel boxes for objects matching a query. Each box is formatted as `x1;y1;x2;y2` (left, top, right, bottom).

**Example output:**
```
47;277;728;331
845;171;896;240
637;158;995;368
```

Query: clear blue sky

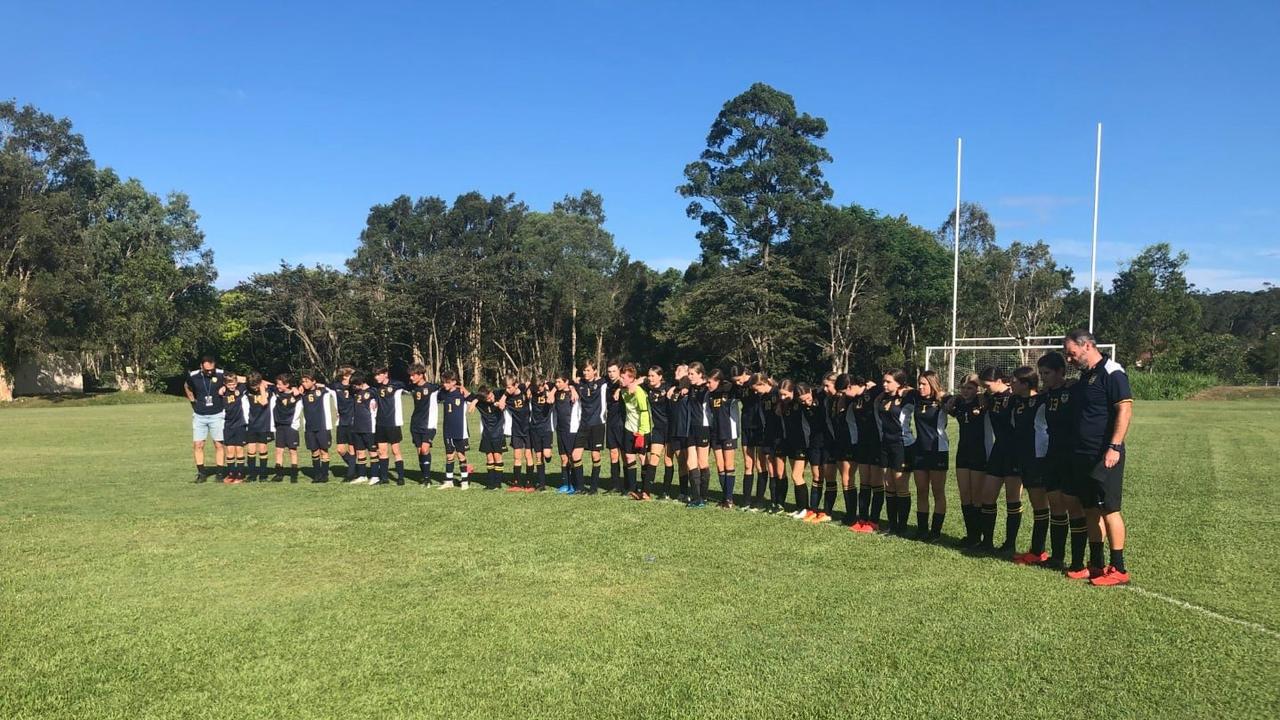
9;0;1279;291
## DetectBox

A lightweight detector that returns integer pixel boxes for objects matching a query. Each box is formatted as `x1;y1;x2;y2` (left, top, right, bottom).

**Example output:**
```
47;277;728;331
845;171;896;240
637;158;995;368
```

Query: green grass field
2;397;1278;718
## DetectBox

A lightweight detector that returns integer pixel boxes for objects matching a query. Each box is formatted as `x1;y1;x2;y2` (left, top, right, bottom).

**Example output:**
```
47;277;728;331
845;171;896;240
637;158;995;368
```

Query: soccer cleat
193;471;207;484
852;520;877;534
1065;566;1102;581
368;477;385;486
556;484;571;494
1090;565;1131;587
506;485;525;493
1013;551;1050;566
351;476;369;485
687;500;706;509
813;512;832;523
222;476;236;485
459;481;470;490
438;481;456;489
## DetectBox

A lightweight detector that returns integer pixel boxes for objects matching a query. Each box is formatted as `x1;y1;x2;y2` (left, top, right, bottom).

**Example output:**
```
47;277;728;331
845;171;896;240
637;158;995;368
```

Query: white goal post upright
936;124;1109;390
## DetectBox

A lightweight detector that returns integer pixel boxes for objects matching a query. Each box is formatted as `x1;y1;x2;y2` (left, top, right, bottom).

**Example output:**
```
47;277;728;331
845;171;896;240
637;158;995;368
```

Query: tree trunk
0;362;12;402
595;330;603;370
469;300;483;386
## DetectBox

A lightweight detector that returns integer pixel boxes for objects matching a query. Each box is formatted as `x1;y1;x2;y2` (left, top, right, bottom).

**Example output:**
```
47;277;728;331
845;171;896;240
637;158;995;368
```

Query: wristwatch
1107;443;1124;452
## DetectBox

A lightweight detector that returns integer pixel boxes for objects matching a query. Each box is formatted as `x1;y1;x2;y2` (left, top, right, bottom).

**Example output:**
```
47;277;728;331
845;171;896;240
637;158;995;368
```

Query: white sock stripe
1124;585;1280;640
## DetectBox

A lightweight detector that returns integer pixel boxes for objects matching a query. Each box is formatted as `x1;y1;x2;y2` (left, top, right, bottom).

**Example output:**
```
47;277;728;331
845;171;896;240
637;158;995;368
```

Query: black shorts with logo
647;424;668;446
805;446;829;467
666;435;687;453
856;436;881;466
247;430;274;444
411;428;436;446
557;430;576;456
955;444;987;472
510;433;530;450
1044;453;1072;493
985;441;1020;478
223;424;247;447
479;434;505;454
1068;451;1124;512
375;426;402;444
690;425;711;448
353;432;375;452
336;426;353;445
444;437;469;455
575;424;606;451
305;429;332;451
914;449;948;472
1019;454;1046;489
879;442;915;473
531;426;553;453
275;426;300;449
712;437;738;452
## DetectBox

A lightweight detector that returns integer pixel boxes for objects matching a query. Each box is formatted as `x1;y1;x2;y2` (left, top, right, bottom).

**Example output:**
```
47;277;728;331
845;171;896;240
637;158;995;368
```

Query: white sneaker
789;509;807;519
368;477;385;486
459;480;470;490
438;480;456;489
351;476;368;485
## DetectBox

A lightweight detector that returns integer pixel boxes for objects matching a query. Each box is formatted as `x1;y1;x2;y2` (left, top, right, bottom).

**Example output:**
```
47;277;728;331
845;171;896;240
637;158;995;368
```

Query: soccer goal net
925;340;1116;390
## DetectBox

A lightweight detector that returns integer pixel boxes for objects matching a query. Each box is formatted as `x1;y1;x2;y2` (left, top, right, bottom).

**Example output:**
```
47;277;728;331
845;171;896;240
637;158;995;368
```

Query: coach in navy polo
184;355;227;483
1062;329;1134;586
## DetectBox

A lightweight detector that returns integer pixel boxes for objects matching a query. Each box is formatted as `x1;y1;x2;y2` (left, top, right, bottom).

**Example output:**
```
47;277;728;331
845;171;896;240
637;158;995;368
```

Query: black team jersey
913;392;949;452
687;383;710;431
708;386;740;441
740;384;765;440
607;379;626;429
949;395;990;459
374;381;407;428
352;387;377;434
1012;393;1048;462
474;397;506;440
505;385;531;439
761;388;783;445
986;389;1016;449
334;380;355;427
222;386;250;429
439;387;469;440
647;381;670;434
780;400;808;449
1041;384;1075;457
408;381;441;433
851;387;883;452
273;390;302;430
247;387;273;434
553;387;580;434
800;399;826;449
576;377;608;428
876;390;916;446
530;384;553;430
300;386;335;431
668;386;690;439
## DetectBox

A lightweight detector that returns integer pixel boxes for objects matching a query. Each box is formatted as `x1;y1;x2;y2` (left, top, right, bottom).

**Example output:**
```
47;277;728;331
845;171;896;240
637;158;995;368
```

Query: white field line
1124;585;1280;640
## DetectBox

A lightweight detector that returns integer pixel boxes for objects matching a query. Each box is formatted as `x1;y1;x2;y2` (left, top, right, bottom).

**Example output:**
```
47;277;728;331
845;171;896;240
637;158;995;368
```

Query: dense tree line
2;88;1277;400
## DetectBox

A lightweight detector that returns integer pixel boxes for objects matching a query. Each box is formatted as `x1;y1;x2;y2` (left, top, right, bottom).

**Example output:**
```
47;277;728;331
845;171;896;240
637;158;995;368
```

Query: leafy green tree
1103;243;1201;371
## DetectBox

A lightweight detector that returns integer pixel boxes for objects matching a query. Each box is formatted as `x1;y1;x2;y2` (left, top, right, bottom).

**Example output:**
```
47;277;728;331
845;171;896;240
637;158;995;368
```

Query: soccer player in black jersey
470;386;507;490
666;370;693;503
244;373;273;482
976;367;1021;555
332;365;356;480
734;367;764;511
755;375;787;512
271;373;303;482
946;373;989;546
912;371;949;540
644;366;675;500
528;379;556;491
573;361;608;494
1035;352;1083;571
299;371;336;483
437;371;471;489
504;377;535;491
220;373;250;484
776;380;812;519
876;370;917;535
406;365;441;485
706;369;740;508
684;363;713;506
850;380;884;533
552;373;582;493
798;382;832;523
348;374;378;483
832;376;864;526
371;368;407;486
1009;365;1051;564
605;361;628;493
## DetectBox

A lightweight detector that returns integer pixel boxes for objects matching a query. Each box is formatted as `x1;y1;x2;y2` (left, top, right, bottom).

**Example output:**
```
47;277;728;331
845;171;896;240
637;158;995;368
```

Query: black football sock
641;464;654;495
590;463;601;492
960;504;975;540
886;495;900;531
610;461;621;491
290;463;299;482
688;469;702;503
980;504;998;546
700;468;710;500
723;472;735;504
417;452;429;482
742;473;754;504
858;487;871;521
214;463;225;480
575;462;585;491
311;456;321;480
899;493;913;530
1068;517;1087;569
1110;548;1126;573
809;484;822;512
755;473;768;504
794;483;809;512
930;512;945;535
1089;541;1105;571
395;459;404;483
623;463;636;493
842;487;857;523
1004;501;1023;548
246;456;256;478
917;511;929;534
662;465;674;496
345;454;356;480
678;470;689;498
445;460;455;484
869;488;885;524
1049;513;1069;562
1030;508;1051;554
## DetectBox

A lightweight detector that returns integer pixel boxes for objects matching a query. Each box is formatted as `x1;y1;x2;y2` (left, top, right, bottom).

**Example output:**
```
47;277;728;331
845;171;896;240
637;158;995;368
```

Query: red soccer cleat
851;520;876;534
1013;551;1049;566
506;485;524;493
1065;566;1103;581
1090;565;1131;587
